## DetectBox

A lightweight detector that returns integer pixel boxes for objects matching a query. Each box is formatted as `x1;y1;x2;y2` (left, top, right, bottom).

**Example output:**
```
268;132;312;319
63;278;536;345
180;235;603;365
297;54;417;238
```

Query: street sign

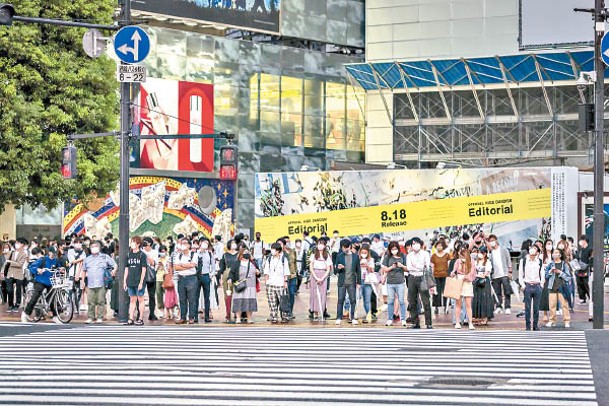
83;28;106;59
117;64;147;83
602;31;609;66
113;26;150;64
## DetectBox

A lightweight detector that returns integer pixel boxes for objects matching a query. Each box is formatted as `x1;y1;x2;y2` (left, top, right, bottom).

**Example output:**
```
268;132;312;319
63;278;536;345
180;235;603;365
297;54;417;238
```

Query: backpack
196;251;213;278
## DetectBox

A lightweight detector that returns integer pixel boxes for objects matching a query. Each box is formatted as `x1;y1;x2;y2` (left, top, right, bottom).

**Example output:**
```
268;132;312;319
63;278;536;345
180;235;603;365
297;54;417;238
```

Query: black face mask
243;253;251;260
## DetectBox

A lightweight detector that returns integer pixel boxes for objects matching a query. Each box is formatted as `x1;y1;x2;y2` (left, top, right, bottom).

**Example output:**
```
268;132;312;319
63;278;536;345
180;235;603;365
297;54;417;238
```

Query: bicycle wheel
54;289;74;324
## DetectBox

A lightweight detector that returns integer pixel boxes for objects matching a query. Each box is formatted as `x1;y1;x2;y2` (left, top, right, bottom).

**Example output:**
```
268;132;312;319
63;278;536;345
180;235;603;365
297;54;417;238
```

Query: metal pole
13;16;118;30
593;0;605;330
117;0;132;324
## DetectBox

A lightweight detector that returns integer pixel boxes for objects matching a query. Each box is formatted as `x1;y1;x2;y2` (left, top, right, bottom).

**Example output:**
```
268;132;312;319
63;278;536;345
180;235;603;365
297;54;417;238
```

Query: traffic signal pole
117;0;132;323
593;0;605;330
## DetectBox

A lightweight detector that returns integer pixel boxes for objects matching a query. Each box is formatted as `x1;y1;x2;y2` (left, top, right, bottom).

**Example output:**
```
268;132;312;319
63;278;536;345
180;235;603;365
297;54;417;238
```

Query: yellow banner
255;188;551;241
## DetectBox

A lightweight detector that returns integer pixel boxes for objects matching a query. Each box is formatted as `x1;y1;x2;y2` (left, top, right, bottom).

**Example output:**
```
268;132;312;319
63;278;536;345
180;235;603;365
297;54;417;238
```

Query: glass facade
142;26;366;230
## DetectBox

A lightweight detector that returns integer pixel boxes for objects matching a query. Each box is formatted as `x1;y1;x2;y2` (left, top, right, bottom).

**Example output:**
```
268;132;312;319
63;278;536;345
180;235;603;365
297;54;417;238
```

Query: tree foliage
0;0;119;213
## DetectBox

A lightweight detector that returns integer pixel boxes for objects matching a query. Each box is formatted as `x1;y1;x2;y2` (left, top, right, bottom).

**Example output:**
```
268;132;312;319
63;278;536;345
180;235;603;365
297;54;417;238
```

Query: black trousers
24;282;55;316
146;281;156;319
6;277;23;308
196;273;212;321
491;276;511;309
370;289;378;316
576;274;590;300
407;275;432;327
336;284;357;320
433;277;447;307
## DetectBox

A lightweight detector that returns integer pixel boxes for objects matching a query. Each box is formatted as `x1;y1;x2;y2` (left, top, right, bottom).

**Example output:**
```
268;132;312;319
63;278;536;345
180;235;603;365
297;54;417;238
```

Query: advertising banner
254;167;578;244
63;176;235;242
134;78;214;172
133;0;281;34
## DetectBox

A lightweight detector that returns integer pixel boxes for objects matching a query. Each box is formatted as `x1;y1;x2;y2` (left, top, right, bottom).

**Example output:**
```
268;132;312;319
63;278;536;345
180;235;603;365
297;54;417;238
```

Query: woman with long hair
451;246;476;330
472;248;493;326
381;241;408;326
545;248;572;328
219;239;239;323
359;245;378;323
227;244;259;324
309;239;332;321
430;239;450;315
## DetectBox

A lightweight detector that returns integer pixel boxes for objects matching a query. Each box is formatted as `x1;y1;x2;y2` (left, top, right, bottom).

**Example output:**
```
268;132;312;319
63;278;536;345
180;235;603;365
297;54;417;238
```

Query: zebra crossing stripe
0;326;597;406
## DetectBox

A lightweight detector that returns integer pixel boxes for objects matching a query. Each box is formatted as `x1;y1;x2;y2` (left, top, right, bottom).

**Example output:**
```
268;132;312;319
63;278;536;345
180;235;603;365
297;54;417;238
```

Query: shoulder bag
233;261;251;293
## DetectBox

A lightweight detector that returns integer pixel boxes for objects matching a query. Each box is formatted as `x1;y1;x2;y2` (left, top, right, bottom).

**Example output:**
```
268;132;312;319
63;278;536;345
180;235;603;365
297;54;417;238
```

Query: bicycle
24;268;74;324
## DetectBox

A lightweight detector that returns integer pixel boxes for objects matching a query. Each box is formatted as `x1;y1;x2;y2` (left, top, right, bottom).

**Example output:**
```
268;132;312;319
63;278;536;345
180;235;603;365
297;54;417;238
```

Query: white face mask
73;244;82;250
412;243;421;252
529;248;537;256
552;254;561;260
270;249;277;256
201;242;209;250
130;242;137;250
90;246;100;255
333;234;339;238
295;243;302;249
317;244;324;251
391;249;399;255
159;253;167;258
3;248;9;254
477;253;484;259
361;253;368;258
489;241;497;248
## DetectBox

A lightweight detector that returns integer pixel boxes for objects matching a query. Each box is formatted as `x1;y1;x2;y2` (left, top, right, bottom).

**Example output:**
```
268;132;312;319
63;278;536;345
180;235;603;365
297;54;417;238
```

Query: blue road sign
602;32;609;66
113;26;150;64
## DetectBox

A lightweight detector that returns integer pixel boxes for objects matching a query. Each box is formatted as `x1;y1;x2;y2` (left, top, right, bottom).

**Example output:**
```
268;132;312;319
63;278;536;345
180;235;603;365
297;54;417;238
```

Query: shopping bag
280;293;291;314
444;276;464;299
510;280;521;302
355;296;367;320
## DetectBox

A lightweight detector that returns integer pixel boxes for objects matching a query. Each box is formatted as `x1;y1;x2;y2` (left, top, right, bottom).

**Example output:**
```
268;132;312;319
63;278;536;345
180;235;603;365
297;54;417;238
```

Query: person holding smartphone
381;241;408;326
545;248;572;328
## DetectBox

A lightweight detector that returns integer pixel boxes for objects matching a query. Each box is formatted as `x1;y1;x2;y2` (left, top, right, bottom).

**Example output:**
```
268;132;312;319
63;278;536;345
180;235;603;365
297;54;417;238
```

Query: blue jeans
386;283;406;320
524;283;542;329
288;278;298;315
178;275;198;321
361;284;373;315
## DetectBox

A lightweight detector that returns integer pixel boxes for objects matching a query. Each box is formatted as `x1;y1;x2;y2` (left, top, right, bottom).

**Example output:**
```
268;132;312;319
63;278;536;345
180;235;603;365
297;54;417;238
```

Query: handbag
279;293;291;314
444;276;464;299
569;259;581;272
145;262;156;284
420;266;436;292
474;277;486;287
233;262;251;293
162;270;175;289
103;266;114;290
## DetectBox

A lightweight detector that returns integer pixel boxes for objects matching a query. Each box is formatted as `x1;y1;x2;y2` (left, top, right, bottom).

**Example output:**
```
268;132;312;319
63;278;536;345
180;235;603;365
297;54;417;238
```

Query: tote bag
444;276;464;299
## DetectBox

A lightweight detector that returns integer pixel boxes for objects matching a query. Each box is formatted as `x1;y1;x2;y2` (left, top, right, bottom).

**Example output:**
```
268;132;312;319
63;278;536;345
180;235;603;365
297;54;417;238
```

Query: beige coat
6;250;28;280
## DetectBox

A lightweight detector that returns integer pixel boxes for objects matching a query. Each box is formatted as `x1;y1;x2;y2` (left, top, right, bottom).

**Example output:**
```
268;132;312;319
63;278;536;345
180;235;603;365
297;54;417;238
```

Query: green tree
0;0;119;212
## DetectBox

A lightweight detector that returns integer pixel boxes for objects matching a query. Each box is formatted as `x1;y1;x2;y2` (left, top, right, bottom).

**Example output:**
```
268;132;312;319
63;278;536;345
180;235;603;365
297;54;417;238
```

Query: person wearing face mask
251;232;266;270
5;238;29;313
472;248;493;326
334;239;361;325
487;235;513;315
430;239;450;315
195;238;215;323
263;243;290;323
66;238;87;313
381;241;408;326
329;231;341;264
575;235;592;305
171;238;199;325
406;237;435;329
82;241;117;324
1;242;12;305
155;246;170;319
359;246;378;323
309;240;333;321
21;247;61;324
518;245;544;331
545;248;572;328
141;237;159;321
124;236;149;325
228;245;259;324
219;239;239;323
294;239;306;294
279;239;298;320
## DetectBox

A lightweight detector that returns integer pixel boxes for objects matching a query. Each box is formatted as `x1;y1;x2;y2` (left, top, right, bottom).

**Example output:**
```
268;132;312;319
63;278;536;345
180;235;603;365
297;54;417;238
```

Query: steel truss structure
346;50;607;167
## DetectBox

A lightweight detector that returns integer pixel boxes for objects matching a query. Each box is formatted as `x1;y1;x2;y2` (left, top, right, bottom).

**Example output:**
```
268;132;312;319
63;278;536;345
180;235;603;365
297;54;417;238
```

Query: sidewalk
2;277;608;330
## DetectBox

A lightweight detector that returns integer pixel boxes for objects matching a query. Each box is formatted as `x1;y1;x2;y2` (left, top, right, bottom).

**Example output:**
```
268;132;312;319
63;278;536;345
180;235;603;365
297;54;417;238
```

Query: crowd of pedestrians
0;229;598;329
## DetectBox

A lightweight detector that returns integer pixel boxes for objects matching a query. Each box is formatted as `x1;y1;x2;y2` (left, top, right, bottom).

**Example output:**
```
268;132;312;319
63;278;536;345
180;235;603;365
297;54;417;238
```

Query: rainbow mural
63;176;235;240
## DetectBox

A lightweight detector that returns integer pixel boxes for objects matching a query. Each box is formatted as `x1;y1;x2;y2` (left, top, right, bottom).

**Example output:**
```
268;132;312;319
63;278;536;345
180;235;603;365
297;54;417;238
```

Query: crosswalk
0;326;597;405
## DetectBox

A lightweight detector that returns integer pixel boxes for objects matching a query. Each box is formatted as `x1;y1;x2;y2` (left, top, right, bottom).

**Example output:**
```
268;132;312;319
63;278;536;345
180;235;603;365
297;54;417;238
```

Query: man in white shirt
251;232;266;270
172;238;199;324
263;242;290;323
370;234;385;257
518;245;544;331
487;234;513;315
406;237;434;329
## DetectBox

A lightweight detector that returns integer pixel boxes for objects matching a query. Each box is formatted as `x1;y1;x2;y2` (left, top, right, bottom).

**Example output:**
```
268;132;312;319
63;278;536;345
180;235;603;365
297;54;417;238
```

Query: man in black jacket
334;239;361;325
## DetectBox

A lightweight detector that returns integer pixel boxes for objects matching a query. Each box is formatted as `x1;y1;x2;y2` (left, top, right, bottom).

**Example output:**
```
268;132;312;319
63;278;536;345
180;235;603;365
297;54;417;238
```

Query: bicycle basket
50;271;69;288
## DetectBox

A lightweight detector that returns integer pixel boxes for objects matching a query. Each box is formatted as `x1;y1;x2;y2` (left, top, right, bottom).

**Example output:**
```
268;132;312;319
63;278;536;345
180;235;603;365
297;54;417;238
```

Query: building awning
345;50;596;90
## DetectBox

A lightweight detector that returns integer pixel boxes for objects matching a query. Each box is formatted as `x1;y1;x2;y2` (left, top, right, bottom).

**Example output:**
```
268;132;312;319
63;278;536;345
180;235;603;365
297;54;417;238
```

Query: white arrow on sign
604;49;609;60
117;30;142;61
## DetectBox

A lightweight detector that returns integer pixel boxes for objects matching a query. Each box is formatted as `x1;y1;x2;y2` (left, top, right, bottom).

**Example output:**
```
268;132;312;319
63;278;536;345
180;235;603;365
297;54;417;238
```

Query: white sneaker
469;323;476;330
455;322;462;329
545;321;554;328
564;322;570;328
505;309;511;315
95;318;103;324
385;320;393;326
52;317;62;325
380;304;388;311
401;320;407;327
84;318;93;324
494;308;503;315
557;309;563;316
20;312;30;323
352;319;359;326
335;319;342;325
